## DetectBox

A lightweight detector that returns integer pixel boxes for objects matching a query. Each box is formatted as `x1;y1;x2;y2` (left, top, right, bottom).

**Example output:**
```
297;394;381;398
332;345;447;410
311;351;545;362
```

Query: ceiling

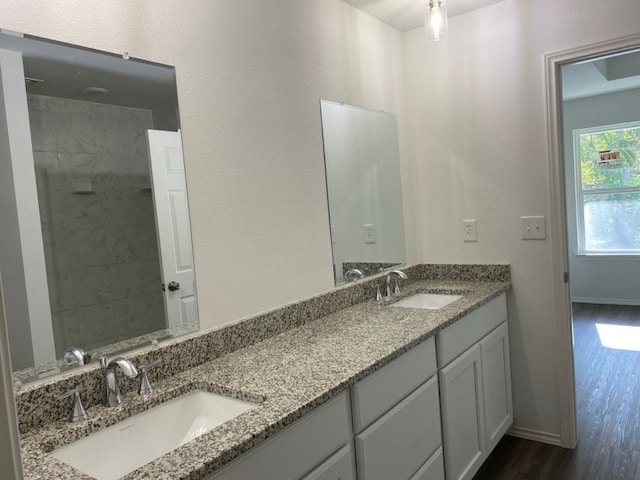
0;30;177;110
341;1;640;100
562;50;640;101
343;0;506;32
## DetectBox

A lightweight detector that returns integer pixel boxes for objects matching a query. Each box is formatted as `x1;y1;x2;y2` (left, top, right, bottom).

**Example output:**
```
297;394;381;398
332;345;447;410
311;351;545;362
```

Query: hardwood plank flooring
474;303;640;480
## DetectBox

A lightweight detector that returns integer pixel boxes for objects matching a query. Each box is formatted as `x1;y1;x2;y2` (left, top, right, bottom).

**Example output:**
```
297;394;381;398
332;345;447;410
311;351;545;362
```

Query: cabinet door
355;375;441;480
439;343;485;480
411;447;445;480
480;322;513;454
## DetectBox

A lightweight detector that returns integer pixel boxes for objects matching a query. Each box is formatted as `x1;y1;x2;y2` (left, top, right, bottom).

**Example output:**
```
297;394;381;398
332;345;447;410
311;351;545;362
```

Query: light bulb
430;6;443;39
426;0;448;41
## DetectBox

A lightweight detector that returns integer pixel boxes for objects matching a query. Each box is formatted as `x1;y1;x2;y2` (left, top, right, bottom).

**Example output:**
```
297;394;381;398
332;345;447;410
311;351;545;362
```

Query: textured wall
28;95;164;355
404;0;640;440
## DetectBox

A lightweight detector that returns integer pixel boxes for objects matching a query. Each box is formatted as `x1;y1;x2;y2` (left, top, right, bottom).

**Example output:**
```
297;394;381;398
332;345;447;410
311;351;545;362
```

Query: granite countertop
20;278;510;480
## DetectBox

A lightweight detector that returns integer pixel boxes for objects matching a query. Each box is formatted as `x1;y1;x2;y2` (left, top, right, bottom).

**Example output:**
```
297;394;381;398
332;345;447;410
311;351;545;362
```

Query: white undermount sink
390;293;463;310
51;390;258;480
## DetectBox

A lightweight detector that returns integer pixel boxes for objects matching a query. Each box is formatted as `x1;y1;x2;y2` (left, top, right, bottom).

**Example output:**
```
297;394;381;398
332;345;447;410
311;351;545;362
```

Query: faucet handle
375;285;383;302
138;359;162;396
98;355;108;369
56;388;88;423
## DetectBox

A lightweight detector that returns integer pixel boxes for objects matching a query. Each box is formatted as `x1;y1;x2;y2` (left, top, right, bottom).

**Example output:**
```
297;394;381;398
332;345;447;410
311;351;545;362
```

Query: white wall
0;0;413;329
563;88;640;305
404;0;640;440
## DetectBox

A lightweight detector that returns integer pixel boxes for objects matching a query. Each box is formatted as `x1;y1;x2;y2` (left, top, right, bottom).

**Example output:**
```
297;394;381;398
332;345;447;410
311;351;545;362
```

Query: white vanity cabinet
351;337;445;480
300;444;354;480
437;294;512;480
208;392;355;480
207;293;511;480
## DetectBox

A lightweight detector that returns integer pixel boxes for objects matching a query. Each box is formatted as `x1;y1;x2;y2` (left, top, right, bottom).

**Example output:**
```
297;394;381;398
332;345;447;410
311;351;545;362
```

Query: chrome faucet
385;269;408;298
64;347;90;366
344;268;365;282
100;356;139;407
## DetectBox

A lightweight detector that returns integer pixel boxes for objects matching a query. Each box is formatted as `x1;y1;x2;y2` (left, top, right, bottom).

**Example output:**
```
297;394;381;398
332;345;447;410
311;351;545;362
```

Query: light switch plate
521;216;546;240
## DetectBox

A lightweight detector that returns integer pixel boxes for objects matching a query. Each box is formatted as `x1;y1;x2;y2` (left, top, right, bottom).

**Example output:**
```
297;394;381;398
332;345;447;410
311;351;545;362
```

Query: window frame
573;121;640;256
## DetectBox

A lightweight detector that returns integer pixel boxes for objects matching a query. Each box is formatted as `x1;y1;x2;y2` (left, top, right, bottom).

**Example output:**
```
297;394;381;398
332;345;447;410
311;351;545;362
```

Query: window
574;122;640;254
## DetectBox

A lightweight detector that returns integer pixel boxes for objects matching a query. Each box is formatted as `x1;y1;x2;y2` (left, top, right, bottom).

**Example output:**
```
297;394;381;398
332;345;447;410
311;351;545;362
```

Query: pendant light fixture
425;0;448;41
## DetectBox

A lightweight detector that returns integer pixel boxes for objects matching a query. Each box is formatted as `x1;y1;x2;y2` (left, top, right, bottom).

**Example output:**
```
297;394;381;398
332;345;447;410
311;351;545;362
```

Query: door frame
0;275;23;478
544;33;640;449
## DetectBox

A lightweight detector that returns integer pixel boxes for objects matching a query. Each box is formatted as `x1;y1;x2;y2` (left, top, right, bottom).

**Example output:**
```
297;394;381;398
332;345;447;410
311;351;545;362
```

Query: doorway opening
560;47;640;476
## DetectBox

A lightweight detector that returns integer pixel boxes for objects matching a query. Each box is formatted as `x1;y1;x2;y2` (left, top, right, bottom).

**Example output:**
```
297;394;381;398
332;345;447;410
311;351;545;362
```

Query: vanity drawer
300;444;355;480
352;336;437;432
354;375;441;480
210;392;351;480
437;294;506;367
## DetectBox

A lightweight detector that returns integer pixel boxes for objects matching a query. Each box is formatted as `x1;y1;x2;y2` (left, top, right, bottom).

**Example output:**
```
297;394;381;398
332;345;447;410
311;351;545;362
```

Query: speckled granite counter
19;276;510;480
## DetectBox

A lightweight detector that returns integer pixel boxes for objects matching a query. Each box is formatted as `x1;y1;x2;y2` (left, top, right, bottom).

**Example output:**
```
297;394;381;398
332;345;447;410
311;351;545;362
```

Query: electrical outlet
364;224;376;244
462;219;477;242
521;216;546;240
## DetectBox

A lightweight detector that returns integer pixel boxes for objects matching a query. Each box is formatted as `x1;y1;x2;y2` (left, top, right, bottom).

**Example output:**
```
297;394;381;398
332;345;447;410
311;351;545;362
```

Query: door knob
167;281;180;292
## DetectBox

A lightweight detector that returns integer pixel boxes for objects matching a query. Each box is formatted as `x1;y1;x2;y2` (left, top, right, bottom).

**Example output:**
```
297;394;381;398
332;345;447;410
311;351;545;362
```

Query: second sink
390;293;463;310
51;390;259;480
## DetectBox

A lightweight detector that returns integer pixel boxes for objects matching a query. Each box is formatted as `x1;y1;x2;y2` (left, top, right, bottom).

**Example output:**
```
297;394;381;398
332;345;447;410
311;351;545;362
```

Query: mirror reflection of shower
28;93;168;357
0;30;199;378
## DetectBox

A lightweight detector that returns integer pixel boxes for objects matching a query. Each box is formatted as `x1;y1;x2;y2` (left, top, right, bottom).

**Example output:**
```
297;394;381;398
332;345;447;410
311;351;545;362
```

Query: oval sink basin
51;390;258;480
390;293;463;310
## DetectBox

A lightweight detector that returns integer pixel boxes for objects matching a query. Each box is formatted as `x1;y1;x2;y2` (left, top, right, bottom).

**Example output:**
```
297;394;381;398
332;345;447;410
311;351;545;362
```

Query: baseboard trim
572;297;640;306
507;426;563;446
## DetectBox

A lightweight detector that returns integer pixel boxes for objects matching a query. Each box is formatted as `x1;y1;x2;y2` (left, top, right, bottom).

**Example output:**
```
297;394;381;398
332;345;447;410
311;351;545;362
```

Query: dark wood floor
474;303;640;480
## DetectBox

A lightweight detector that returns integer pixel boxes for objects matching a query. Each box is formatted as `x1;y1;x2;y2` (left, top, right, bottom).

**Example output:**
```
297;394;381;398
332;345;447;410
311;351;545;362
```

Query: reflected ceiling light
425;0;448;41
83;86;109;96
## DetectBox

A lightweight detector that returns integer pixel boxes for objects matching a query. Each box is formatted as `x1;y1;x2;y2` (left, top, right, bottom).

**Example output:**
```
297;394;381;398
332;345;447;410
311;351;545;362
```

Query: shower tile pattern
151;104;180;132
28;95;166;357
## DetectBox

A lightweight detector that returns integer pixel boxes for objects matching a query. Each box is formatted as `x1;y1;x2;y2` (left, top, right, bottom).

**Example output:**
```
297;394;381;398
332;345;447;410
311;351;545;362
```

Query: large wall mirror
0;31;199;381
320;100;406;285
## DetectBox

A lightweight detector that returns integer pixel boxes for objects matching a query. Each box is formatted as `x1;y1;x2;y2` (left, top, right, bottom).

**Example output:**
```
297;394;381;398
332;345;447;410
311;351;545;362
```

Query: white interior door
146;130;198;329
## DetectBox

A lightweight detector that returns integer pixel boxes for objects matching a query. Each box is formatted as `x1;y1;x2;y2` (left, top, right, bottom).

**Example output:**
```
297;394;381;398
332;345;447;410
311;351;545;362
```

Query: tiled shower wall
152;104;180;132
27;95;166;357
